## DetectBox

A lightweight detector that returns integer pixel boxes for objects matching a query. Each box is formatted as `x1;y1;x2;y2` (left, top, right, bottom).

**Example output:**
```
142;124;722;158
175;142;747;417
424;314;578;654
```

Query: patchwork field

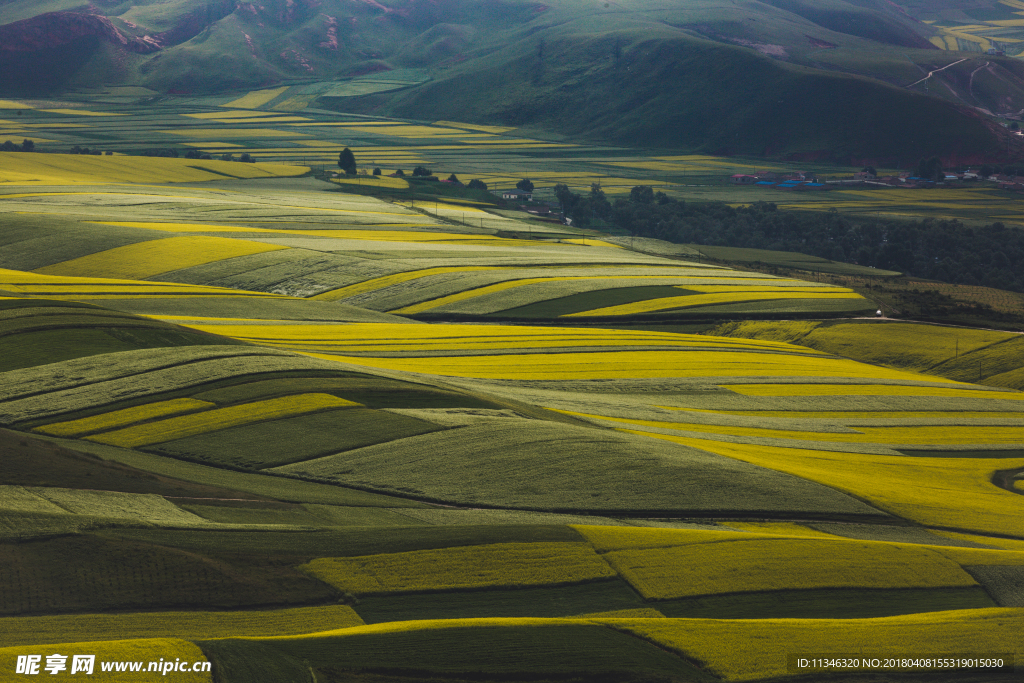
0;152;1020;681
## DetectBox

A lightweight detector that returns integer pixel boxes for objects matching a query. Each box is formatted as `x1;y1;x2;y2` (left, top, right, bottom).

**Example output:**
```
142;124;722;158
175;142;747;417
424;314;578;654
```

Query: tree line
554;183;1024;293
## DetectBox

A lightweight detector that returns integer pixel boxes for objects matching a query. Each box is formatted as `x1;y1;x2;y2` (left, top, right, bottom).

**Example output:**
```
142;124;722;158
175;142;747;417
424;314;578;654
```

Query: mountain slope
0;0;1016;158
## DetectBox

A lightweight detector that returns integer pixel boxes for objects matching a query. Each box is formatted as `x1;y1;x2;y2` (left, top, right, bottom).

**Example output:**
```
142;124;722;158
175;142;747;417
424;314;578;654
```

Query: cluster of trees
555;184;1024;293
1;140;35;152
68;146;110;155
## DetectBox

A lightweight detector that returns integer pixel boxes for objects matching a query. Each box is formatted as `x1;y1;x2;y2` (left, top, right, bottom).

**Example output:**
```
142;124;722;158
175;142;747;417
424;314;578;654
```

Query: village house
501;189;533;201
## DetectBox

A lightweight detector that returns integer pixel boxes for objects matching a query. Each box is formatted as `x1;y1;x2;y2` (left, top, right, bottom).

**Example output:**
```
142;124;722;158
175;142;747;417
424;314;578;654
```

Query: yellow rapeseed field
185;111;282;120
298;349;964;382
88;393;359;448
724;522;839;538
39;109;126;117
0;268;284;299
313;266;505;301
220;87;290;108
573;525;753;552
729;383;1024;400
33;236;289;279
433;120;516;133
331;175;409;189
613;609;1023;680
0;153;306;184
34;399;215;437
602;538;975;599
624;433;1024;536
565;290;865;317
182;321;825;356
558;411;1024;446
162;129;308;138
300;542;616;594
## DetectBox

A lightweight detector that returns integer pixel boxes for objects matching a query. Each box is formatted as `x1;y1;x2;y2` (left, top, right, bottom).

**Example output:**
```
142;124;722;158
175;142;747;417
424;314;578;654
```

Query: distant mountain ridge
2;0;1023;160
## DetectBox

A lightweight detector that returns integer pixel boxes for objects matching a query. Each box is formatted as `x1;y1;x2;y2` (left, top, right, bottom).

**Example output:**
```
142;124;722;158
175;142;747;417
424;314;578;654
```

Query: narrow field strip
86;393;360;448
602;538;976;599
33;236;289;280
624;433;1024;535
565;291;866;317
313;266;507;301
729;383;1024;400
557;410;1024;446
34;398;215;437
0;605;363;647
179;322;809;353
294;349;963;382
301;542;616;595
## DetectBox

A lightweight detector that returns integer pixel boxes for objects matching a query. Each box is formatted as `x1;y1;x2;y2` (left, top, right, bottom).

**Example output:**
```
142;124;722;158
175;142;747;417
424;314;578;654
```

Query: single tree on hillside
468;179;487;190
372;168;381;176
338;148;357;175
630;185;655;204
448;173;460;183
2;140;18;151
516;178;534;193
412;166;432;176
240;153;254;163
21;139;34;152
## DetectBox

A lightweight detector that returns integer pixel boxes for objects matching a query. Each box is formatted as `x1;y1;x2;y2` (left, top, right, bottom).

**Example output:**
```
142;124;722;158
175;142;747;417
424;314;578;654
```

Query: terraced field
0;153;1020;682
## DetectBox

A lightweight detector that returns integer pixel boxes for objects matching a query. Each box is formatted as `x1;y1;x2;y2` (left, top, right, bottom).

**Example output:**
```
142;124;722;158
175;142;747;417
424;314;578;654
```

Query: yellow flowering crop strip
392;282;854;315
0;153;305;184
300;542;615;595
34;399;215;438
0;639;212;682
432;120;515;133
612;609;1023;681
331;175;409;189
162;129;307;138
0;268;286;299
181;322;823;356
87;393;360;448
33;236;289;280
39;109;127;117
186;110;281;119
601;537;975;599
219;87;291;108
557;410;1024;446
313;266;507;301
294;348;963;382
662;408;1024;418
624;433;1024;536
723;522;839;538
729;383;1024;400
565;290;865;317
